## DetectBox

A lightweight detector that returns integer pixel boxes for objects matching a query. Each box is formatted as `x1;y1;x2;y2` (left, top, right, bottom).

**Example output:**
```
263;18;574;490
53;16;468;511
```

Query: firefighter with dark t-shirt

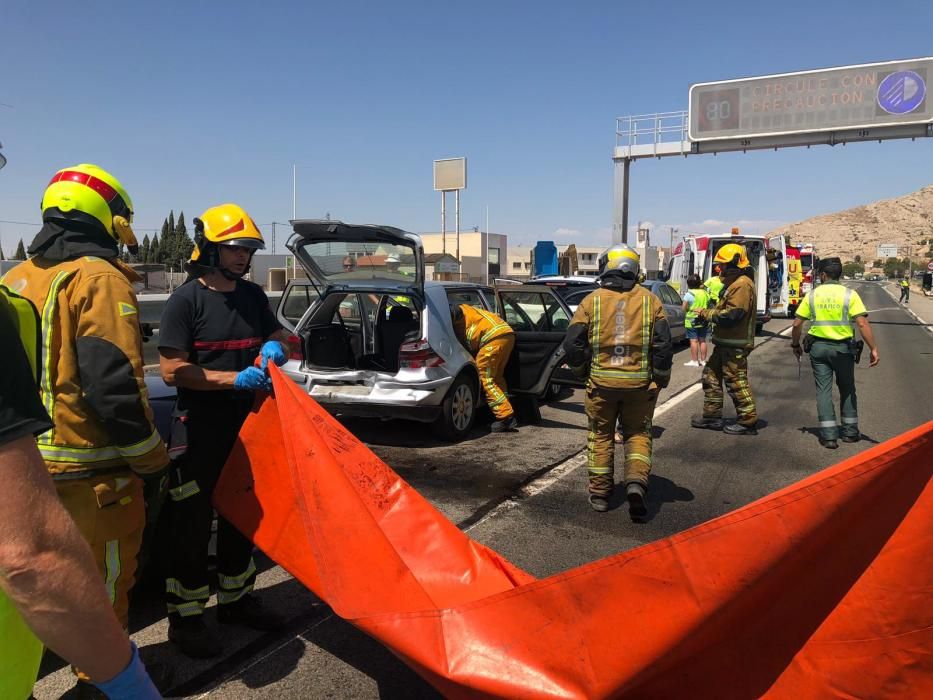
158;204;291;658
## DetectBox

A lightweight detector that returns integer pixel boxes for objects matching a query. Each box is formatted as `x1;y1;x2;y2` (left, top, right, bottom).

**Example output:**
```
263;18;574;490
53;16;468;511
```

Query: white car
277;220;582;440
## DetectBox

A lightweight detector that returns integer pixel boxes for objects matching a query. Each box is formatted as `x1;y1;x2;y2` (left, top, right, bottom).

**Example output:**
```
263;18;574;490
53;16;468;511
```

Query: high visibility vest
0;286;45;700
806;284;858;340
685;288;711;329
901;279;909;288
704;276;724;302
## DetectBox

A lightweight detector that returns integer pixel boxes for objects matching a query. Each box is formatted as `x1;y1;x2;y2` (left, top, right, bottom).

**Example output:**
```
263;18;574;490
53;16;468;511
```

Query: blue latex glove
234;366;272;392
93;642;161;699
260;340;287;370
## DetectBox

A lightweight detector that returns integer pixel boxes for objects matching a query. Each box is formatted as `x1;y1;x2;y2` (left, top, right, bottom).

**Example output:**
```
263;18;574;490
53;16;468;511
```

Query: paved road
35;282;932;699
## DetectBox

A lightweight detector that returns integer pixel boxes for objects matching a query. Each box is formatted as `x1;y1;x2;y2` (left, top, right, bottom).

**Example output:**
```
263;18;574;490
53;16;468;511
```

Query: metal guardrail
616;111;689;153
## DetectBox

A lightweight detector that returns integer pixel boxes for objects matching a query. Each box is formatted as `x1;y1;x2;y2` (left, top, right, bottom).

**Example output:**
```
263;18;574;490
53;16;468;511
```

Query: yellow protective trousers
476;335;515;421
584;384;658;496
55;472;144;680
55;473;145;627
702;345;757;427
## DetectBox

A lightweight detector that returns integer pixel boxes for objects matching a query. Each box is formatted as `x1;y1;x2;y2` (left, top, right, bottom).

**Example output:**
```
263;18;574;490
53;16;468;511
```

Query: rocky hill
765;185;933;265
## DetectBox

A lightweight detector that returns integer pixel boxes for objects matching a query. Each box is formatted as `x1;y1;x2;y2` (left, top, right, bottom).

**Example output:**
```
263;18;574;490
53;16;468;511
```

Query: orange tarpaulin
214;367;933;699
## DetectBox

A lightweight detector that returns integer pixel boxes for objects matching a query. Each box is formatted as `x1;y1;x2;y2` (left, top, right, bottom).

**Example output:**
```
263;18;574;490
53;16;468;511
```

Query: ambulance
765;236;819;318
664;229;771;333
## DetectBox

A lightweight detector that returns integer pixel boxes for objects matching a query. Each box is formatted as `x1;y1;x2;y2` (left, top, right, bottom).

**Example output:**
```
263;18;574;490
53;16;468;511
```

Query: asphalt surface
35;281;932;699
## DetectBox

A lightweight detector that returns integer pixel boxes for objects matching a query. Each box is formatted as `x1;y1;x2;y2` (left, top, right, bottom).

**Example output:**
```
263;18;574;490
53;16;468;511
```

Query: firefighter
451;303;517;432
899;276;910;303
562;244;673;519
1;164;168;695
0;287;160;699
691;243;759;435
158;203;291;657
791;257;879;449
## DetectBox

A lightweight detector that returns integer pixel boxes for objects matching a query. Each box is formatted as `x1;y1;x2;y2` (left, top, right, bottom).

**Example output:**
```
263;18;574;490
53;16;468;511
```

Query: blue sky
1;0;931;255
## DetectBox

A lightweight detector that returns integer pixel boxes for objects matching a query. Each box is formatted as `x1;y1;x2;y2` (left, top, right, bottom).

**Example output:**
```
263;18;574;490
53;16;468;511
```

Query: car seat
379;305;419;372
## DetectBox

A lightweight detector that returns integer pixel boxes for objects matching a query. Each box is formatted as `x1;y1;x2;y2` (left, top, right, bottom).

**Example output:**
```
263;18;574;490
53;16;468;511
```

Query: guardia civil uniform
795;282;868;441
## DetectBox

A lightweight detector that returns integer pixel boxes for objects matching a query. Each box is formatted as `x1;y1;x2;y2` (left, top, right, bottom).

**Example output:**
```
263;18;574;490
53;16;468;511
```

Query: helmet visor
219;238;264;250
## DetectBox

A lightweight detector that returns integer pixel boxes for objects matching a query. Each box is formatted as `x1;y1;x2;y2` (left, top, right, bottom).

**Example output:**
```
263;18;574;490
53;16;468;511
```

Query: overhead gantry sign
613;57;933;244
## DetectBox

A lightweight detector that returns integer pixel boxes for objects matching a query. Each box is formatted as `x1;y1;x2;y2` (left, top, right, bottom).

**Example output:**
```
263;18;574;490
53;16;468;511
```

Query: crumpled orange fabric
214;366;933;699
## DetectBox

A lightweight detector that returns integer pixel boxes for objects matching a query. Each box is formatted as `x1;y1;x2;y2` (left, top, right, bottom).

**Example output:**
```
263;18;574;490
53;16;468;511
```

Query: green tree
842;261;863;278
150;234;161;264
14;239;26;260
854;254;861;264
140;234;151;263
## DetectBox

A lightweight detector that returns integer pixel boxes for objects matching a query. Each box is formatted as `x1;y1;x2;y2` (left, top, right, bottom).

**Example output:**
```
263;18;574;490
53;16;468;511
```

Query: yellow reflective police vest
0;286;45;700
804;283;863;340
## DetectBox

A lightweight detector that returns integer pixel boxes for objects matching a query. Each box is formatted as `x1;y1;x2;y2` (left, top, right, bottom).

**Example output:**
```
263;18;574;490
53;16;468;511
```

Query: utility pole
271;222;276;256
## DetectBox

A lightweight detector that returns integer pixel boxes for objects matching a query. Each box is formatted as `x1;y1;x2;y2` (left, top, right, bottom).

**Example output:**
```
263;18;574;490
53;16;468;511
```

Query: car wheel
432;373;477;442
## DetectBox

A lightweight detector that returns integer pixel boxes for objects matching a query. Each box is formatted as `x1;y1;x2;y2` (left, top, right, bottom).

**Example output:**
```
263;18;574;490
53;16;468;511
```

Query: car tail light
287;334;303;361
399;339;445;369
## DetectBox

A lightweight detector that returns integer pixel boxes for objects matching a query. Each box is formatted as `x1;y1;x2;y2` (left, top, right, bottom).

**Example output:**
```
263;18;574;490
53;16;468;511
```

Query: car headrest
388;305;414;323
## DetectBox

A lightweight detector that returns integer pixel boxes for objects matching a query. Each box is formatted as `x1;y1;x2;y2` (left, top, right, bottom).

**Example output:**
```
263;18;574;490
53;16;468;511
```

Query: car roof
527;275;598;284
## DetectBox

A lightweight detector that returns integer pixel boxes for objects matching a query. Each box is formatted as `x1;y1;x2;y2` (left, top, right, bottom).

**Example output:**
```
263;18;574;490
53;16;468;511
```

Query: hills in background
765;185;933;266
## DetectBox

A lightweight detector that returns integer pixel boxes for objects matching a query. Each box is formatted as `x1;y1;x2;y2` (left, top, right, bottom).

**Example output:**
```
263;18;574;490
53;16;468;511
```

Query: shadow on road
797;426;880;445
606;474;694;523
298;617;442;699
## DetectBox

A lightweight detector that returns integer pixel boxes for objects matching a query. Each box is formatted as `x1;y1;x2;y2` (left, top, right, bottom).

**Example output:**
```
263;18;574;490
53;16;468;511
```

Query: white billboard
433;158;467;191
877;244;899;259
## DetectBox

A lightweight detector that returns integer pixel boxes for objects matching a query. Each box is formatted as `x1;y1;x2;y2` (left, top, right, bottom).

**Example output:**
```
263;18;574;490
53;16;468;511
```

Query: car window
280;284;319;326
499;291;559;332
663;285;683;305
565;289;592;306
446;289;486;310
545;296;571;330
657;285;677;305
335;294;362;325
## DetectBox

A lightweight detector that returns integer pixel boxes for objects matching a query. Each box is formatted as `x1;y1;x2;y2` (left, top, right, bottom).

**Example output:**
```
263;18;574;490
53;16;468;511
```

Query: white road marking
466;323;799;531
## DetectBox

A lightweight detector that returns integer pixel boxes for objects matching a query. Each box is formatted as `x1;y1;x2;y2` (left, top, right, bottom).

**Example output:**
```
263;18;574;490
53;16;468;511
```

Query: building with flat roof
419;231;507;283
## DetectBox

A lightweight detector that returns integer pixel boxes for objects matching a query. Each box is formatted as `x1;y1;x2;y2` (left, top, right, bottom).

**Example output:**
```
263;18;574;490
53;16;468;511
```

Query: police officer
899;276;910;304
691;243;759;435
791;257;879;449
562;244;673;520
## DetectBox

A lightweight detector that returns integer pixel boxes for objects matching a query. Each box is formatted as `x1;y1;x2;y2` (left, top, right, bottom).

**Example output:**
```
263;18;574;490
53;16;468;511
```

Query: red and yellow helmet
41;164;138;251
190;203;265;268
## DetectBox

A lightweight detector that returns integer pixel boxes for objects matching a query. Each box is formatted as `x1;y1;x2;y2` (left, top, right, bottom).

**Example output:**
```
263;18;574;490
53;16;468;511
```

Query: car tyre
432;373;477;442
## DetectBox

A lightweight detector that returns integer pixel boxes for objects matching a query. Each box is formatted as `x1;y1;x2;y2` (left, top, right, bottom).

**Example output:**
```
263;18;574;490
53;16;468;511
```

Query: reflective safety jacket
458;304;513;355
704;275;724;302
901;279;910;288
708;271;756;350
0;287;45;700
795;281;867;341
2;257;167;476
685;288;711;329
563;286;672;389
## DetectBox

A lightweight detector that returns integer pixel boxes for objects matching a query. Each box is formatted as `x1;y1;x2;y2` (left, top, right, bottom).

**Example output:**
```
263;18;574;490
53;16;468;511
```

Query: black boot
691;415;724;431
168;615;223;658
723;422;757;435
490;415;518;433
626;483;648;522
588;494;609;512
819;437;839;449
